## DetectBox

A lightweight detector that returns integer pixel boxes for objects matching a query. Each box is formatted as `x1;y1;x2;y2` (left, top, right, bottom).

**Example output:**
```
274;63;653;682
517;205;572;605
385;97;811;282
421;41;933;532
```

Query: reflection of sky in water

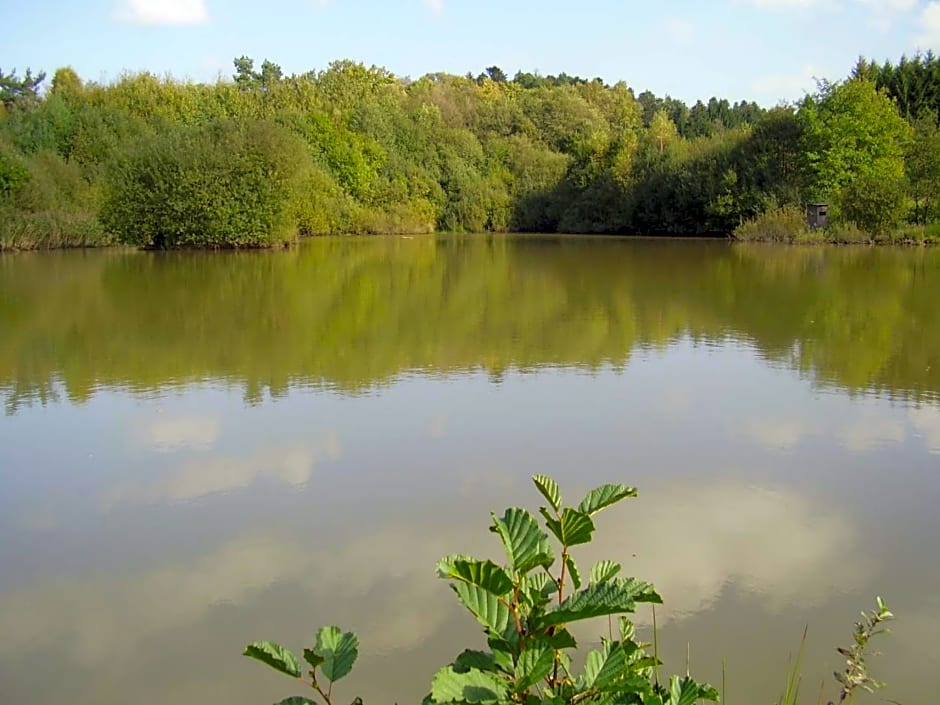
1;338;938;705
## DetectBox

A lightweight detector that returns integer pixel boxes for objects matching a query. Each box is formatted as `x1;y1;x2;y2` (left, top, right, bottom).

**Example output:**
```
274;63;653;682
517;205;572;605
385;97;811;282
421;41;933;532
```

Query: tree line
0;53;938;248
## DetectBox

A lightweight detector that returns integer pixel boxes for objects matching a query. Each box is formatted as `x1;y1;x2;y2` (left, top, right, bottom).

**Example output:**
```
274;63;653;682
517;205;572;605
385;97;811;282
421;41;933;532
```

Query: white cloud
856;0;917;10
116;0;209;25
424;0;444;15
917;2;940;48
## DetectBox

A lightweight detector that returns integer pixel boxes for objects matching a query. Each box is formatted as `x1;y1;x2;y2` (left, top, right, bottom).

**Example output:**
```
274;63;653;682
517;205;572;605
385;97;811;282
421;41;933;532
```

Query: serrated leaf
490;508;554;575
539;578;662;627
275;698;317;705
513;645;555;692
543;508;595;547
243;641;301;678
437;554;475;578
443;559;514;597
453;582;514;636
532;475;562;513
313;627;358;683
543;628;578;650
454;650;499;674
668;675;720;705
566;555;582;590
590;560;622;584
583;642;629;691
430;666;510;704
577;484;637;516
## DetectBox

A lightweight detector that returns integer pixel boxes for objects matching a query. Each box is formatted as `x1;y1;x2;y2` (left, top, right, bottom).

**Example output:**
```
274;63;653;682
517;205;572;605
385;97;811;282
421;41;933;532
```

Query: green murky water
1;236;938;704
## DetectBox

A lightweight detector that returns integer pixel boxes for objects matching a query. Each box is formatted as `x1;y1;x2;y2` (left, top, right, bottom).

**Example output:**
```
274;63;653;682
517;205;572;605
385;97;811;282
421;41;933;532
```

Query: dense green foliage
0;53;937;248
246;476;720;705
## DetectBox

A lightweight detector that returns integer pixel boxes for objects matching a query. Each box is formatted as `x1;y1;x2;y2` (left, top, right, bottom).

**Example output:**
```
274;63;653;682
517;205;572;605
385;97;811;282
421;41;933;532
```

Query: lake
0;235;938;705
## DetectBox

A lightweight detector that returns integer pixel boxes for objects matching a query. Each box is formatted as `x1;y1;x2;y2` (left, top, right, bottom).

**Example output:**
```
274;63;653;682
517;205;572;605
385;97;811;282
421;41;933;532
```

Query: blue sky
3;0;940;104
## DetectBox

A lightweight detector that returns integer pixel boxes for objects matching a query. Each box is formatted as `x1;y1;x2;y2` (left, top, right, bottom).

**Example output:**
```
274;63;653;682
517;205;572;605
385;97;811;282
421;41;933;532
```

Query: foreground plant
245;476;718;705
831;596;894;704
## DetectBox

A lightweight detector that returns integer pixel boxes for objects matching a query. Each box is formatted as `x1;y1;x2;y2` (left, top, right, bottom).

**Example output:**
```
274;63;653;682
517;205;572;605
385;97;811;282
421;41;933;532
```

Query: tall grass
0;210;113;250
733;205;818;244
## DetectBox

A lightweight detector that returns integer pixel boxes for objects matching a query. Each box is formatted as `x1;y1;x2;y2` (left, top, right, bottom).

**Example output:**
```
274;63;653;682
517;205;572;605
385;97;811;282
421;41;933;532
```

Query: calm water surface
1;236;938;705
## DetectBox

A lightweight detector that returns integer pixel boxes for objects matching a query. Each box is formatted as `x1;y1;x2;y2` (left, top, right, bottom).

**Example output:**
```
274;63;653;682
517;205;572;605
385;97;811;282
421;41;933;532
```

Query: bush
826;221;871;244
838;172;906;237
101;119;317;248
733;204;812;243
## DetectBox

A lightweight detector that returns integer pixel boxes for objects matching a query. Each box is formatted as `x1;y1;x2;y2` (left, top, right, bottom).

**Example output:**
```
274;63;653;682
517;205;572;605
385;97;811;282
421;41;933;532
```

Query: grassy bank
733;205;940;246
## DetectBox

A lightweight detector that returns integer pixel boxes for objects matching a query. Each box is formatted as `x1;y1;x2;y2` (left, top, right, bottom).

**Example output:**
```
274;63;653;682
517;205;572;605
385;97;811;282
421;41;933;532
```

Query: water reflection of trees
1;238;937;412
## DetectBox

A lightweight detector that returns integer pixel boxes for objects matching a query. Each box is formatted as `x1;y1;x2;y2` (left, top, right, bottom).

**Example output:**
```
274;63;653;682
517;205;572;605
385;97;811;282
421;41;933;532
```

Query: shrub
838;172;906;237
246;476;719;705
826;221;871;244
101;119;316;248
733;205;812;243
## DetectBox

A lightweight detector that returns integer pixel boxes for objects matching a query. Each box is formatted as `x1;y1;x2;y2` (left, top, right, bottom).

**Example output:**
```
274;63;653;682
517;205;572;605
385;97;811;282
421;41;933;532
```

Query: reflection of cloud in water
744;418;809;450
105;433;340;507
743;407;910;453
139;414;221;452
0;481;864;670
909;405;940;454
577;484;867;625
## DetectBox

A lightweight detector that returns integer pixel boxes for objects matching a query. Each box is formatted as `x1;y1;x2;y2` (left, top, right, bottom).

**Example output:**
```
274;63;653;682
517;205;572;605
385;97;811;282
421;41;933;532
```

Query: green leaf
539;578;662;627
453;582;514;636
543;628;578;650
667;675;720;705
454;650;500;674
513;645;555;692
543;508;595;547
275;699;317;705
430;666;510;704
532;475;562;513
521;572;557;606
437;554;475;578
590;560;622;584
303;648;324;670
490;508;554;575
314;627;359;683
583;642;629;691
566;554;582;590
443;559;514;598
577;484;637;516
243;641;301;678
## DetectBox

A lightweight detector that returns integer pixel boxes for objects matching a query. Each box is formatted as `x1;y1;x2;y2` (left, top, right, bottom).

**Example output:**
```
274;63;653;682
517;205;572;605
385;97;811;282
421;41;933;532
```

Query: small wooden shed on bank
806;203;829;230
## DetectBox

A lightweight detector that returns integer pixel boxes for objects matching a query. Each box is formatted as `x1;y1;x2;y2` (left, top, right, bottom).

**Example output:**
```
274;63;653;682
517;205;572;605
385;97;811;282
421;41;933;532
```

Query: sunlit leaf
243;641;301;678
437;554;475;579
590;560;622;584
532;475;562;513
430;666;510;704
443;559;514;597
452;582;514;636
513;644;555;692
313;627;358;683
539;578;662;627
490;508;554;575
578;484;637;516
275;698;317;705
566;554;582;590
543;508;595;547
668;675;720;705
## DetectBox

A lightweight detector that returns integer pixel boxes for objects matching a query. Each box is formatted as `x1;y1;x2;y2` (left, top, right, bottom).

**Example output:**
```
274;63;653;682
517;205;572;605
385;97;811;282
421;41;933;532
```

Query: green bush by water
100;120;317;249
